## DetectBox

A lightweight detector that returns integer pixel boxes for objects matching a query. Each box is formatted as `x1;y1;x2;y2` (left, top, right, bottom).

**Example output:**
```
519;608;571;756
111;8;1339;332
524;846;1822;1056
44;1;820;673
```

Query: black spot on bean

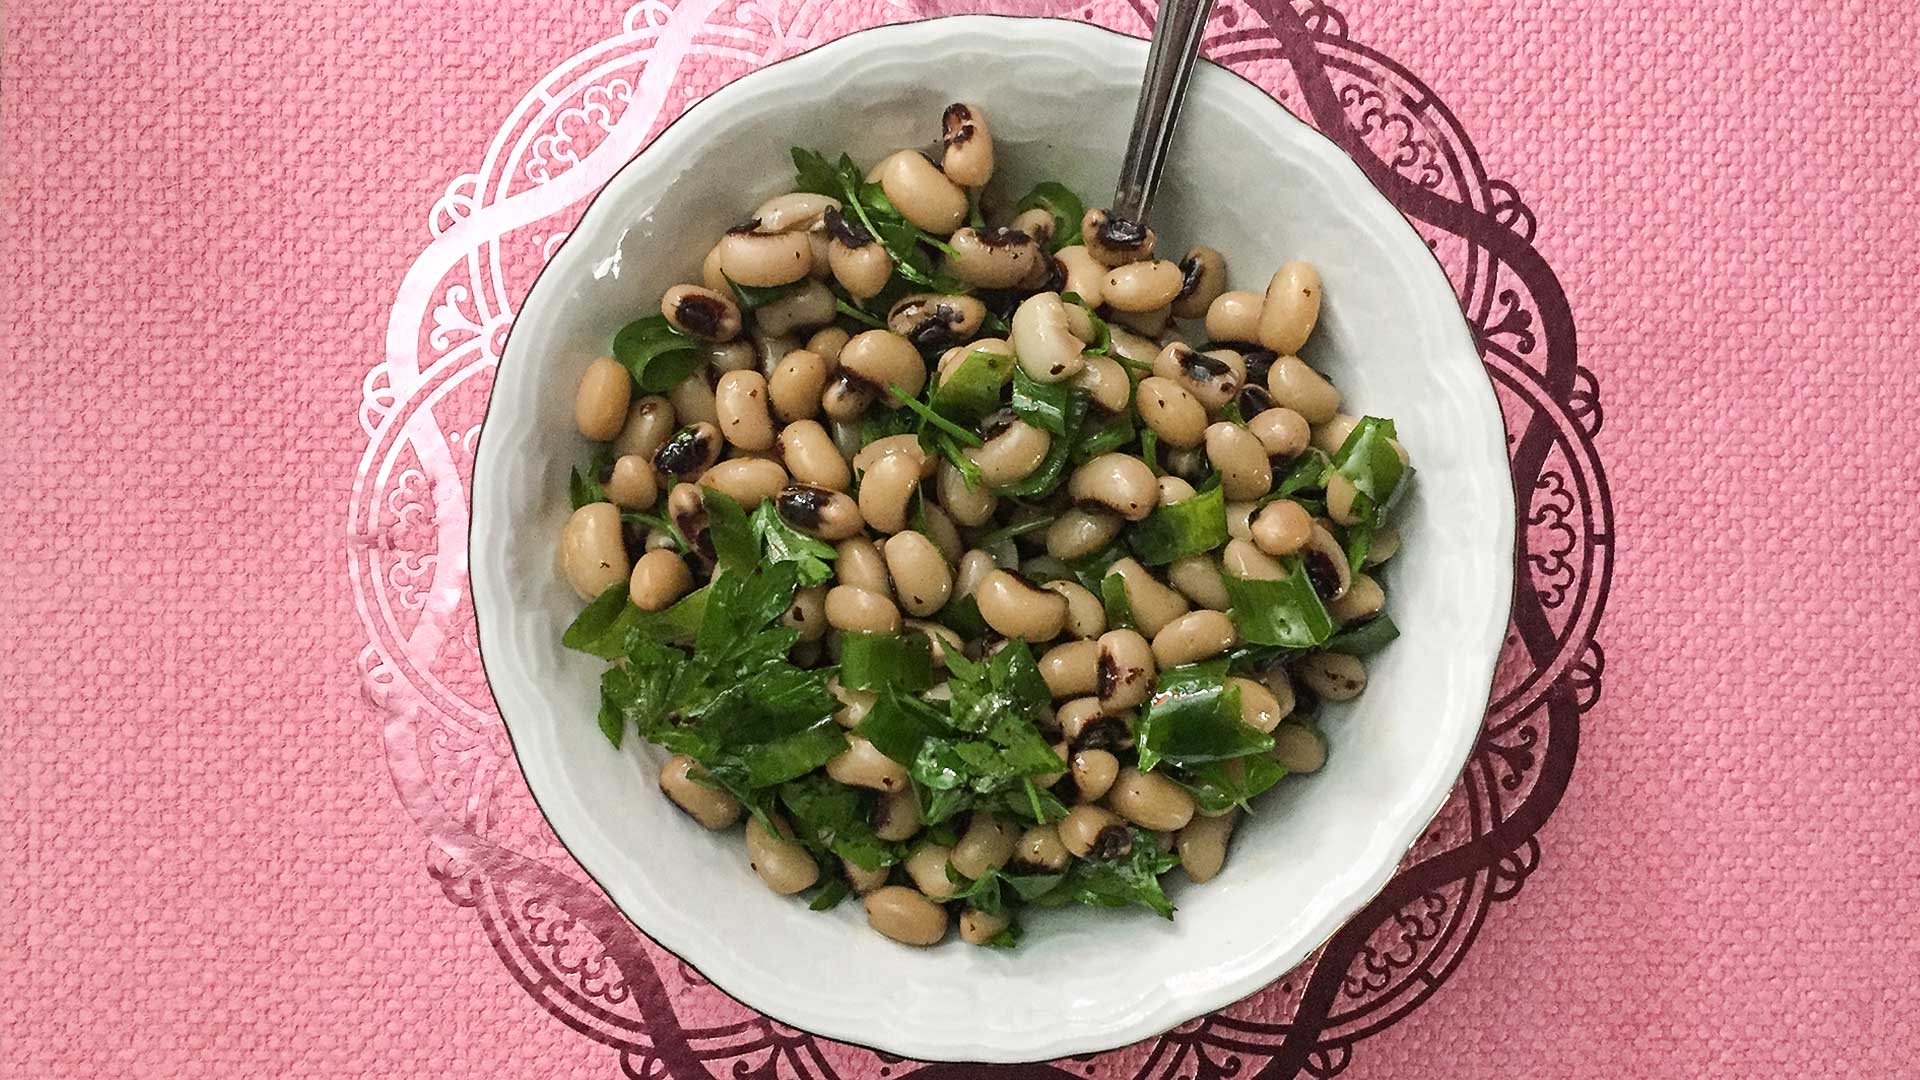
1304;550;1343;599
1095;212;1148;249
823;206;872;247
653;428;716;478
1089;824;1133;860
1175;255;1206;302
942;102;977;147
978;226;1032;249
1073;716;1131;753
1241;348;1278;387
980;407;1017;441
725;219;763;236
776;485;832;528
1237;384;1275;415
1178;348;1237;391
673;293;730;338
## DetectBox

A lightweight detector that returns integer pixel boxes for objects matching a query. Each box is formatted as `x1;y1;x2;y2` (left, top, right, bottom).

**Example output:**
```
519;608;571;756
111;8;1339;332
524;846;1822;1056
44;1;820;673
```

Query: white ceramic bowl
472;15;1512;1064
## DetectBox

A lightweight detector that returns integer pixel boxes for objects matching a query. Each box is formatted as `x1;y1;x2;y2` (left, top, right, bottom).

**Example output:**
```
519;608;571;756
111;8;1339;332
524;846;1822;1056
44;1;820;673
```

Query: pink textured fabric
2;1;1914;1078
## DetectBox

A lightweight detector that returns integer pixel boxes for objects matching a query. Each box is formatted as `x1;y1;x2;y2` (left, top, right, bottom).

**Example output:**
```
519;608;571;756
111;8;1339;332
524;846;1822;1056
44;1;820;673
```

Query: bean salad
556;102;1411;948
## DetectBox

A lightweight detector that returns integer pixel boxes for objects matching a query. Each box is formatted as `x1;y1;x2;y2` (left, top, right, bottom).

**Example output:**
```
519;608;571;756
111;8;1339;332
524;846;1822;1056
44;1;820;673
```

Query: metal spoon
1112;0;1218;225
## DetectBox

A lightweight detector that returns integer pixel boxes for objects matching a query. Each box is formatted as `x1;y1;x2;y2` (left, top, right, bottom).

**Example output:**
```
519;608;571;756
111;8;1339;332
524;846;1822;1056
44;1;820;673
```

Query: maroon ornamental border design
397;2;1612;1076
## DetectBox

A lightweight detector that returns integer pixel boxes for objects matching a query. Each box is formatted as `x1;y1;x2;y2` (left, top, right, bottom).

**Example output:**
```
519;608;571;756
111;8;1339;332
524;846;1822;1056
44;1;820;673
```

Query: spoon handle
1112;0;1218;224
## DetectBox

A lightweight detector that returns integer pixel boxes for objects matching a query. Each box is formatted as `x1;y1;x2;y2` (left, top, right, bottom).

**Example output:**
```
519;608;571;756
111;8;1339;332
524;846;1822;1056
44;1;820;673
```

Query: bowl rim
470;12;1516;1063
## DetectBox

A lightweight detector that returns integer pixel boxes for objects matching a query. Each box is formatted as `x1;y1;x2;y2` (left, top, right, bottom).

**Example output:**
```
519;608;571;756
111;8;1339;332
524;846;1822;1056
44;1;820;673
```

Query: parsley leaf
1134;661;1274;772
1026;829;1180;918
1128;482;1227;566
748;499;837;585
611;315;704;392
1222;560;1336;649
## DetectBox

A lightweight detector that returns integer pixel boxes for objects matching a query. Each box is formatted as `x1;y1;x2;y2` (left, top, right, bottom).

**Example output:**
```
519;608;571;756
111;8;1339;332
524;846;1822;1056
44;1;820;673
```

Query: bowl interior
472;15;1511;1064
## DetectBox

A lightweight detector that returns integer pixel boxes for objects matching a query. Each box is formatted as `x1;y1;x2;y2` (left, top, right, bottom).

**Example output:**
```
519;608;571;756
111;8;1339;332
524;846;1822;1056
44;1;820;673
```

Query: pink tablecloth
4;0;1915;1076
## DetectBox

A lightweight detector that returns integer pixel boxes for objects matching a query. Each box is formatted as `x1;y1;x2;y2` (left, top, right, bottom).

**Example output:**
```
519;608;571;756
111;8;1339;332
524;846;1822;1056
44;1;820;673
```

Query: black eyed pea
659;754;743;830
1073;355;1133;414
1167;554;1230;611
1310;413;1361;456
1057;696;1130;751
751;191;841;233
1043;580;1107;640
1014;824;1071;872
1059;804;1133;859
1177;809;1238;883
1108;325;1161;367
904;842;958;900
917;501;964;564
1330;573;1385;624
1011;206;1056;250
665;482;710;556
574;356;632;440
1045;507;1124;561
1011;291;1093;383
660;284;742;342
888;292;986;350
806;325;851;365
1251;499;1313;553
1070;748;1120;804
1067;452;1158;522
668;371;720;427
1272;722;1326;773
1262;665;1298;719
1172;244;1229;319
783;585;829;643
613;395;676;459
937;458;998;526
603;454;659;510
835;537;891;595
1267;356;1342;425
828;234;893;300
1080;207;1156;267
1222;537;1287;581
954;548;998;598
1205;289;1265;344
1248;406;1312;459
865;885;950;946
883;531;952;617
1106;558;1191;638
1227;676;1285;733
1095;628;1157;713
718;225;812;288
959;908;1010;946
1102;259;1184;313
1107;766;1197;832
839;329;927;404
976;569;1070;642
1039;639;1102;699
1259;260;1322;354
780;419;852;491
1153;342;1242;411
753;279;836;338
701;240;729;294
1206;422;1274;500
1366;525;1401;567
1303;524;1353;601
935;336;1011;386
1295;651;1367;701
1237;382;1277;417
946;226;1041;289
875;149;969;233
560;503;631;600
806;228;834;281
1135;376;1209;449
856;450;922;534
820;375;877;423
713;370;775;452
698;458;788;507
851;433;935;480
872;787;923;841
903;619;966;668
827;735;911;792
940;101;994;187
1054;245;1108;307
745;814;820;895
653;421;723;482
1164;445;1209;482
1152;610;1239;668
1107;303;1172;338
950;811;1017;880
844;858;891;895
706;338;757;375
1225;500;1257;542
629;548;694;612
825;585;901;635
776;484;865;540
1325;471;1363;526
969;413;1052;486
